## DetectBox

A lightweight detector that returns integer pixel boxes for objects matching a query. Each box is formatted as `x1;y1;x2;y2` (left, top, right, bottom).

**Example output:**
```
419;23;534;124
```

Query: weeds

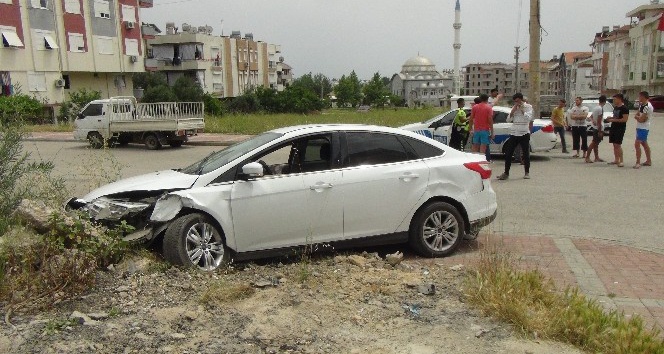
465;248;664;353
200;280;255;305
43;317;79;335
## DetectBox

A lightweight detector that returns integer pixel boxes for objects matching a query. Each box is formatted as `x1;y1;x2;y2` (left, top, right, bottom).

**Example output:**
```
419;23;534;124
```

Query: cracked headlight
85;197;150;221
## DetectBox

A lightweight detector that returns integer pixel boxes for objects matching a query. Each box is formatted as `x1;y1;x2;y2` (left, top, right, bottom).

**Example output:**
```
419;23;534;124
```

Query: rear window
345;132;409;167
402;137;443;159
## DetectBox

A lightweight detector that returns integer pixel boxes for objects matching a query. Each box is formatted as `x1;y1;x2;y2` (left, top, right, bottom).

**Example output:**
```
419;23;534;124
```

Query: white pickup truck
73;96;205;150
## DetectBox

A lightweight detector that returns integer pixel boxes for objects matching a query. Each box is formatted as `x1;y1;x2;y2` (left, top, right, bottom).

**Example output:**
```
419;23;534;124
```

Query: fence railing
111;102;204;121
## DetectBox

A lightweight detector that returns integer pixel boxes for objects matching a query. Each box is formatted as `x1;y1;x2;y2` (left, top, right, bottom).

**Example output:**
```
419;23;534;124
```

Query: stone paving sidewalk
436;234;664;332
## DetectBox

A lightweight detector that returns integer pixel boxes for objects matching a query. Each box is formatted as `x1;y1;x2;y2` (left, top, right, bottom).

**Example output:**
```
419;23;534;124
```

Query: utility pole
514;46;521;93
529;0;541;119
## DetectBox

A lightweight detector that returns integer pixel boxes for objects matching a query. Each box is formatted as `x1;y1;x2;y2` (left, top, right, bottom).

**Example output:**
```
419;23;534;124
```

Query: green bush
203;93;224;116
142;84;177;103
0;94;44;126
0;126;67;235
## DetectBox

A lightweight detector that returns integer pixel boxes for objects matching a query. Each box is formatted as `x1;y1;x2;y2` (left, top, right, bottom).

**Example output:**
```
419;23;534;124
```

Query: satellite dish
181;23;191;32
198;26;206;34
206;26;213;35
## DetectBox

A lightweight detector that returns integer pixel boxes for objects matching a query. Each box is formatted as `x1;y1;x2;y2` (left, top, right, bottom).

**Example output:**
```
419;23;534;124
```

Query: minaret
453;0;462;95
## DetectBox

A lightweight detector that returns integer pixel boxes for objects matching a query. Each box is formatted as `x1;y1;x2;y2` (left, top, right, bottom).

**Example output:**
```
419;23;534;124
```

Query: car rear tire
163;213;229;271
409;201;465;257
144;133;162;150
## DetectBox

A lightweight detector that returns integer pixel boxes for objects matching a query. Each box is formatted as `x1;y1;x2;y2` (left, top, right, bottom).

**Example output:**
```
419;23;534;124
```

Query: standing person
485;89;503;162
497;93;534;180
568;97;589;158
633;91;653;168
585;95;607;163
469;94;494;159
449;98;470;151
605;93;630;167
551;99;569;153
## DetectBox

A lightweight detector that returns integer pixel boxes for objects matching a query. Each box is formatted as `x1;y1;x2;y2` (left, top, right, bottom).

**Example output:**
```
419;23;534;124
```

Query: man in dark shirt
605;93;630;167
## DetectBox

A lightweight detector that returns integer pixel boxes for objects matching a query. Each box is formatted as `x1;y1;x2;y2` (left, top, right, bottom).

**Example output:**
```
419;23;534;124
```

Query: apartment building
605;25;631;96
621;2;664;98
0;0;151;108
463;63;514;96
516;60;559;96
145;26;291;98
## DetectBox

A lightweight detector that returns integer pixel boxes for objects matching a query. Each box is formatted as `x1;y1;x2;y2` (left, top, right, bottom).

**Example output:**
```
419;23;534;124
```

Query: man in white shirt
585;96;607;163
568;97;589;158
634;91;653;168
497;93;534;180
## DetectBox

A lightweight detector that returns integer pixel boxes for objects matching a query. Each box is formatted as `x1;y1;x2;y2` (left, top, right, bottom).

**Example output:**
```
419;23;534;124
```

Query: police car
400;106;557;154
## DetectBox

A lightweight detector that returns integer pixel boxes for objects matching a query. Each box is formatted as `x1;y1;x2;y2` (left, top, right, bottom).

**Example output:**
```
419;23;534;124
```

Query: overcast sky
141;0;648;79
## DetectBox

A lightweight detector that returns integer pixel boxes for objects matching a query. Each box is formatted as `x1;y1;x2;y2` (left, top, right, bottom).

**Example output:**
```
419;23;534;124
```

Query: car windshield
583;102;614;113
179;132;283;175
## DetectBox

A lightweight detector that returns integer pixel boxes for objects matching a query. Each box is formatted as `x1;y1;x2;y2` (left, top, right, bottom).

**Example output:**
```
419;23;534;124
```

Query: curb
23;136;237;147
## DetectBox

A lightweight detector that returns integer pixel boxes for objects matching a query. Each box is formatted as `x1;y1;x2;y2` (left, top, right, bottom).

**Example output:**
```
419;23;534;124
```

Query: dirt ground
0;252;584;354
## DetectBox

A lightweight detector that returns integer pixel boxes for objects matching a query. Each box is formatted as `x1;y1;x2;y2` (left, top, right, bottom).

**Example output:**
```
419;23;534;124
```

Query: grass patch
465;249;664;353
24;123;74;133
200;280;255;305
204;108;440;135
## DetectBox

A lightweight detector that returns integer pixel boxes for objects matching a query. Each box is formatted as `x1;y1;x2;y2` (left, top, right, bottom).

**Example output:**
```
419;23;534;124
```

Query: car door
338;132;430;239
75;103;107;138
230;133;343;252
429;110;457;145
490;110;510;153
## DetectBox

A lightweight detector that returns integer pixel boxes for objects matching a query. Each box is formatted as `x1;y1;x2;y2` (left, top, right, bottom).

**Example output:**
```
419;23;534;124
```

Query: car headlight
85;197;150;221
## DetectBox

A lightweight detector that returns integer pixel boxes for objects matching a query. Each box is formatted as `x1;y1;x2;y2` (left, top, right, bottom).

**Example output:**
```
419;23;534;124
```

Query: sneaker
497;173;509;180
524;173;530;179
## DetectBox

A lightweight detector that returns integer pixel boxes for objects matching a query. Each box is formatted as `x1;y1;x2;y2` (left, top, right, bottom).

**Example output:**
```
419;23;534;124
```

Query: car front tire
163;213;229;271
409;202;465;257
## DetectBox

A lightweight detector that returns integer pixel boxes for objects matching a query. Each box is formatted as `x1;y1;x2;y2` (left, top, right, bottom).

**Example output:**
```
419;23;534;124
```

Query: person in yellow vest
449;98;470;151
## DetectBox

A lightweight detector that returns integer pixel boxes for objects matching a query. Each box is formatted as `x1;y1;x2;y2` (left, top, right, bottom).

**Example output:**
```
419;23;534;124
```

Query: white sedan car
67;125;497;271
401;106;557;154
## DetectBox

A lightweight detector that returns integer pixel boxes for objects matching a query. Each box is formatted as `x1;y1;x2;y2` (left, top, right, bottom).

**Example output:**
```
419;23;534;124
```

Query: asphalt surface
21;113;664;254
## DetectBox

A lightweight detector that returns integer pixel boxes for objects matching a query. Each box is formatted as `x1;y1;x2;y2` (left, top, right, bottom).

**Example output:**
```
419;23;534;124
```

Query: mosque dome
401;55;438;73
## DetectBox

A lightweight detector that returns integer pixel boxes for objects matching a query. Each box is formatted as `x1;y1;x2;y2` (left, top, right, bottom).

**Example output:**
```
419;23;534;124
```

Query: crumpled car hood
81;170;198;201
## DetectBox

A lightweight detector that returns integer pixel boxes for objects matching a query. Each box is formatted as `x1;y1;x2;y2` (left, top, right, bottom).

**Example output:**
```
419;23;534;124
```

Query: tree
142;85;177;103
347;71;363;107
334;74;352;108
172;76;204;102
363;72;389;107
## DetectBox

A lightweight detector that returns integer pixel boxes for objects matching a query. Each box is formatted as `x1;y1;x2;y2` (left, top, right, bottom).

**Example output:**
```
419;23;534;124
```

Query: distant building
463;62;514;96
622;2;664;98
145;26;291;98
555;52;593;102
390;55;454;107
0;0;153;112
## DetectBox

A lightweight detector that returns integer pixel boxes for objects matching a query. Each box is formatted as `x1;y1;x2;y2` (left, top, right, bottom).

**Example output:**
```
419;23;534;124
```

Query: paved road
21;113;664;254
490;112;664;254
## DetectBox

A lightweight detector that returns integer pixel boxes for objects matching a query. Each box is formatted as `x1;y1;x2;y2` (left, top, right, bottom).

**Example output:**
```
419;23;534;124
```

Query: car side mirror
240;162;264;180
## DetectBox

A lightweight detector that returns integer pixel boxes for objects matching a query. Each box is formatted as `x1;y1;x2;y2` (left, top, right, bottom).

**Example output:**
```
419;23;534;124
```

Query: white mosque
389;0;462;107
389;56;455;108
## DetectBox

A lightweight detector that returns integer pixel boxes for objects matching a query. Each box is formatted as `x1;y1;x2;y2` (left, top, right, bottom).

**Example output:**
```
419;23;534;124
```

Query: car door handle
399;173;420;181
309;183;333;191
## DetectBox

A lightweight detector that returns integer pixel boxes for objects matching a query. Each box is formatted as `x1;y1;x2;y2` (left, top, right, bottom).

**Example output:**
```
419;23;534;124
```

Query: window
68;33;84;52
62;74;70;89
97;36;113;54
642;72;647;80
431;110;457;128
249;134;333;175
27;72;47;92
0;0;13;3
94;0;110;19
345;133;409;167
121;4;135;23
30;0;48;9
493;111;509;123
64;0;80;14
80;103;103;118
1;28;23;48
125;38;139;56
402;137;443;159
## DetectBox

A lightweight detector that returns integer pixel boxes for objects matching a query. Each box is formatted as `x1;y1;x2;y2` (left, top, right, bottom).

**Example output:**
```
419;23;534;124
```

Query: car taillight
464;162;492;180
541;124;554;133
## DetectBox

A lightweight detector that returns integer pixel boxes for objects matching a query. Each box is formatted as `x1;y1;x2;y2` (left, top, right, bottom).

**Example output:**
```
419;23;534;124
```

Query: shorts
609;127;626;145
592;130;603;144
636;128;649;142
472;130;491;145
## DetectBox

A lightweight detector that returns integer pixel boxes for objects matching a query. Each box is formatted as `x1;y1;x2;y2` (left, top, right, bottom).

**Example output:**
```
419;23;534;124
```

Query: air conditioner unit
125;21;135;29
55;79;65;88
129;55;138;63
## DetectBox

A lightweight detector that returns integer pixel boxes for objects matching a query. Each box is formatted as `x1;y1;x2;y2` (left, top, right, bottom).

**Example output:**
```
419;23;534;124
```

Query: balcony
158;59;208;71
139;0;153;8
144;58;158;70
